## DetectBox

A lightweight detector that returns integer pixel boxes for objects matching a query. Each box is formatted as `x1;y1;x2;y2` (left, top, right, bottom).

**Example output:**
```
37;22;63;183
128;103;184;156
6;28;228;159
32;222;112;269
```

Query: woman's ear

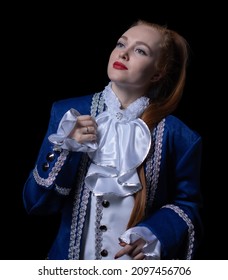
151;72;162;83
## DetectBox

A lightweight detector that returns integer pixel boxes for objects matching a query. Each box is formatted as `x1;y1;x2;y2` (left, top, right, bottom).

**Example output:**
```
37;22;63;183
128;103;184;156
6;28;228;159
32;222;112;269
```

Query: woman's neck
111;82;146;109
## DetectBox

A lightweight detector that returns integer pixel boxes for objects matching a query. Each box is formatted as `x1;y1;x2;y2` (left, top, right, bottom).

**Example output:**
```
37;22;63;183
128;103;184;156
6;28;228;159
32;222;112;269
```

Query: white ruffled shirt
49;82;161;259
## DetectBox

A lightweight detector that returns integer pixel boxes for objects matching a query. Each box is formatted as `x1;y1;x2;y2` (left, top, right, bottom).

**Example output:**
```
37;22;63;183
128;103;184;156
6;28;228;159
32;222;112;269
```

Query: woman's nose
118;50;129;60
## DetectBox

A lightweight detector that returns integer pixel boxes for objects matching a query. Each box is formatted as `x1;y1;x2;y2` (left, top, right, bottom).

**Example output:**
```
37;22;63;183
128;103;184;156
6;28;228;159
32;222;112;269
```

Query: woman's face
107;24;162;91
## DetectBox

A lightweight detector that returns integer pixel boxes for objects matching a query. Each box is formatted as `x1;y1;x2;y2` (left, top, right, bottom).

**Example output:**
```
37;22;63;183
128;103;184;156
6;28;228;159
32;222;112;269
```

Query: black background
2;3;225;260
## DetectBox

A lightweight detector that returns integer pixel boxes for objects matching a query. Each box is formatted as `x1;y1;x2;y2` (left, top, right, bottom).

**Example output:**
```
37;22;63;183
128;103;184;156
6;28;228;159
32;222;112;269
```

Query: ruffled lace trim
48;108;97;152
119;226;161;259
103;82;150;121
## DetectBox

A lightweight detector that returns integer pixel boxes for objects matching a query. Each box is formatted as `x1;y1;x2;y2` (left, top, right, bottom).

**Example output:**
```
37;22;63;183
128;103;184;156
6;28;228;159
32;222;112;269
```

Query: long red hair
127;20;189;228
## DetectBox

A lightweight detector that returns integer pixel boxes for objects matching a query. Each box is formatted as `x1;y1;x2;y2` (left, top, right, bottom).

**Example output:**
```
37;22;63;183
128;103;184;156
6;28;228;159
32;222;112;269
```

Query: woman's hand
69;115;97;143
114;238;146;260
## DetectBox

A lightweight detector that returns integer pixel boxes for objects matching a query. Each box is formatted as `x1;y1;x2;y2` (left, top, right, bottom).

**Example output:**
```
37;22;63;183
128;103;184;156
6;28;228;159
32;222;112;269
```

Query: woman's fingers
69;115;98;143
115;239;146;260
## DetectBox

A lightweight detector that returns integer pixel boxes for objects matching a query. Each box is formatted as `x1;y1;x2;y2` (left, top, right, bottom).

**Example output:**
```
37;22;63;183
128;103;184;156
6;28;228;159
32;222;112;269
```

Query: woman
23;19;203;260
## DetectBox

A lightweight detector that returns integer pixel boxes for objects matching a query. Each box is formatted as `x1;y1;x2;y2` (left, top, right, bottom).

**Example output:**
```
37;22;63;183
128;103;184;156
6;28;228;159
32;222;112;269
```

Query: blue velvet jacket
23;91;203;260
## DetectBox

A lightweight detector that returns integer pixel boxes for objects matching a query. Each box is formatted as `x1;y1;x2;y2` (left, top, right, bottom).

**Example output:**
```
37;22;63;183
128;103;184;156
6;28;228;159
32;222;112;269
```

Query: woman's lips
113;61;128;70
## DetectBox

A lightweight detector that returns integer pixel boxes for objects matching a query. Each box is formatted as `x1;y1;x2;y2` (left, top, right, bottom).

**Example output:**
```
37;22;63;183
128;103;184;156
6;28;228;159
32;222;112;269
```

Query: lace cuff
48;108;98;152
119;226;161;260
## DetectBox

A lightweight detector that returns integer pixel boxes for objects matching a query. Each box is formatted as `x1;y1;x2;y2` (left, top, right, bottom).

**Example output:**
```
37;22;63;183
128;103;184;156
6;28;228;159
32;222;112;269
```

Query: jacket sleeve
138;123;203;259
23;101;83;215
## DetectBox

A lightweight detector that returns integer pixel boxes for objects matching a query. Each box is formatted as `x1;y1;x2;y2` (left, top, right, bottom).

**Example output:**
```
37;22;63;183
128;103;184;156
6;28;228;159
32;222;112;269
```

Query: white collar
103;82;150;122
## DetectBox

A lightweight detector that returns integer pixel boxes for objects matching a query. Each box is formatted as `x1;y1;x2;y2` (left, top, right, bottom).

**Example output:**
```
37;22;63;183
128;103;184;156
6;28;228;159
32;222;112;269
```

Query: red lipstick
113;61;128;70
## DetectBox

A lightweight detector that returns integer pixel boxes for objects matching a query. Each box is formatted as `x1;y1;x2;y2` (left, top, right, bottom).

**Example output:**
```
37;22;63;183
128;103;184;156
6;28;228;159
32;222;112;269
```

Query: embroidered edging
162;204;195;259
33;150;69;187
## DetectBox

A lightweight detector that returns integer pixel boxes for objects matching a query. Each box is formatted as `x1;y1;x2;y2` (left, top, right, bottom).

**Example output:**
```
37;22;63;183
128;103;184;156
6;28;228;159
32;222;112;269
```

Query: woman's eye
135;49;147;55
116;42;124;48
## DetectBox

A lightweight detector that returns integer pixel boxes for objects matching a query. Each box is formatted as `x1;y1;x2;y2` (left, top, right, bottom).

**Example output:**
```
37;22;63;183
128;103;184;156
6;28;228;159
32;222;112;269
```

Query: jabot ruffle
85;83;151;197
